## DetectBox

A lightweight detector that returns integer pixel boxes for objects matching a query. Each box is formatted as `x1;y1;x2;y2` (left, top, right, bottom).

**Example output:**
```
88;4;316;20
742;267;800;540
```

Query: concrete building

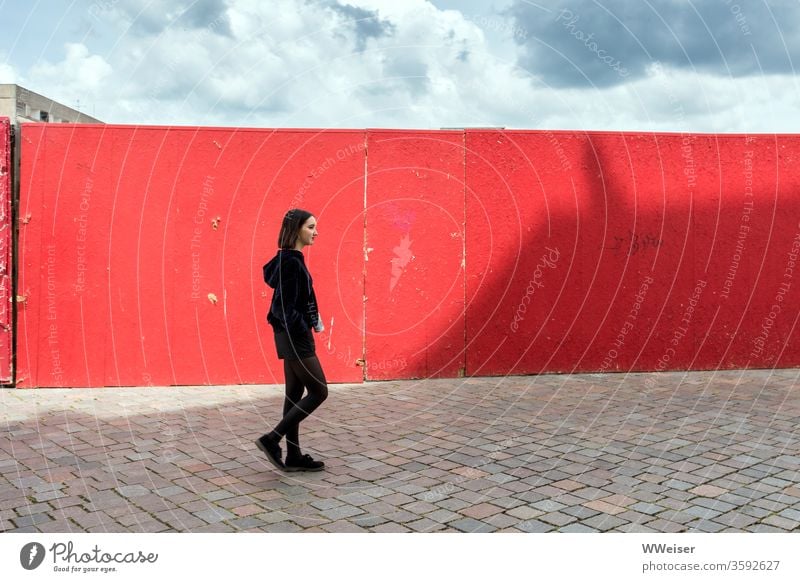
0;84;101;220
0;84;102;126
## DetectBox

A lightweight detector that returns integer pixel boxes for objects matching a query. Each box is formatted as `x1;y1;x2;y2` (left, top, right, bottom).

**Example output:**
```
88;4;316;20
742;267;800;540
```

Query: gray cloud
371;53;429;96
324;1;396;51
508;0;800;88
180;0;232;36
108;0;231;37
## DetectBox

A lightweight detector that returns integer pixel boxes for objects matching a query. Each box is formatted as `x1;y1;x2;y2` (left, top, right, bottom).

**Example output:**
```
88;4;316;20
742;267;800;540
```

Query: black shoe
255;435;285;470
284;454;325;472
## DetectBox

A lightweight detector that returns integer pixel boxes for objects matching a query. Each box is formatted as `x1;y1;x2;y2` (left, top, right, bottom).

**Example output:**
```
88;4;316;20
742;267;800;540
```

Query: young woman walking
256;209;328;472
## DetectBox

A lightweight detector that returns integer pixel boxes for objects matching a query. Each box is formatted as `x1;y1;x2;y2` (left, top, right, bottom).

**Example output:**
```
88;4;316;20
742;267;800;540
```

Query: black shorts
274;329;316;360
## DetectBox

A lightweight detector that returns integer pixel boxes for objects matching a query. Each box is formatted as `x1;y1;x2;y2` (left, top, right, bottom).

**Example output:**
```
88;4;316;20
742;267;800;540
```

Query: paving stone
506;505;544;520
449;518;497;533
761;515;798;531
201;490;236;502
715;493;751;507
231;504;263;518
583;500;626;515
514;490;548;504
629;502;664;515
12;513;53;528
691;498;739;513
310;498;344;511
288;515;329;528
486;473;517;484
515;519;554;533
350;514;388;528
684;506;722;520
435;498;472;512
764;493;800;505
426;509;461;524
558;523;598;532
551;479;585;492
539;511;577;527
395;483;431;495
711;512;759;529
459;503;504;520
658;508;697;525
401;500;439;515
689;484;728;497
762;477;793;488
738;505;771;519
405;518;447;532
570;487;607;502
382;509;420;524
350;459;386;471
336;492;376;506
778;508;800;522
635;483;668;498
562;505;600;520
482;495;525;509
662;479;694;491
382;492;416;505
195;508;236;524
31;490;67;503
485;512;520;529
319;505;365;521
643;519;687;533
154;485;189;497
260;522;304;533
686;519;727;532
581;514;628;531
531;499;566;513
228;517;267;530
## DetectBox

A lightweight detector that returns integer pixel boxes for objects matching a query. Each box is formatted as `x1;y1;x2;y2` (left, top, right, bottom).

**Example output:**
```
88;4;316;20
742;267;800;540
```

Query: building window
39;111;49;122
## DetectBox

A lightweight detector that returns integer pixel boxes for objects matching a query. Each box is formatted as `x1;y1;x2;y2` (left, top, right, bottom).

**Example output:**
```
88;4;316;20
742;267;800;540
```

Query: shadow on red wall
462;130;800;378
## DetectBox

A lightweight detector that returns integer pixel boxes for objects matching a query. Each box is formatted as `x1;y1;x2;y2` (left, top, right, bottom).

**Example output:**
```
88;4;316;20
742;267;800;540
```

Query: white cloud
531;66;800;133
61;0;526;128
5;0;800;132
25;42;112;110
0;60;17;84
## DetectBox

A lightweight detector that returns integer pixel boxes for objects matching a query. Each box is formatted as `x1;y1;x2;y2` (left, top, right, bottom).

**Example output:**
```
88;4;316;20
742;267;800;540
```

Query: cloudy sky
1;0;799;131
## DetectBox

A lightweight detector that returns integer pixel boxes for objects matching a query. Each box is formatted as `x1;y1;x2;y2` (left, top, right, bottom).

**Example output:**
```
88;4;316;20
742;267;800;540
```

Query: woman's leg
282;359;304;459
269;355;328;443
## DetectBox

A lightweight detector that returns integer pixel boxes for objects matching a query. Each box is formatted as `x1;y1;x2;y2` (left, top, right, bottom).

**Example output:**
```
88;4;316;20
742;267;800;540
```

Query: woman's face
297;216;318;248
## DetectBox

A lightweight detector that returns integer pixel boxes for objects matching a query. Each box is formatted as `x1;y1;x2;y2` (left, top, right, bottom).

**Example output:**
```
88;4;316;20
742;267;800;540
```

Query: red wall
364;131;465;380
15;125;800;387
0;118;11;383
466;131;800;375
17;125;365;387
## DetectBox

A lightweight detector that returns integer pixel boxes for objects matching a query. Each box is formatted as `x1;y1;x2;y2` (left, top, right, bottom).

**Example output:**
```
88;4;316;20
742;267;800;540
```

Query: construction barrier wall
465;131;800;376
0;118;11;383
15;124;800;387
17;126;365;387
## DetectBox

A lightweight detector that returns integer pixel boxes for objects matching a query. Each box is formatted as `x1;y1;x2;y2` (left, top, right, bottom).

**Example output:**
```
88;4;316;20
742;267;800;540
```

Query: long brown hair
278;208;314;249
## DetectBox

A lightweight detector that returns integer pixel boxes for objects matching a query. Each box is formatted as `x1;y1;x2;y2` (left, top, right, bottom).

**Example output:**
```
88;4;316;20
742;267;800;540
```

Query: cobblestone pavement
1;370;799;533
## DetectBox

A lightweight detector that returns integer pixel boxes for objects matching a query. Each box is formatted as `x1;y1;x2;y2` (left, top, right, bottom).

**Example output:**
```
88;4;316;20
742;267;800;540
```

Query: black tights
269;356;328;458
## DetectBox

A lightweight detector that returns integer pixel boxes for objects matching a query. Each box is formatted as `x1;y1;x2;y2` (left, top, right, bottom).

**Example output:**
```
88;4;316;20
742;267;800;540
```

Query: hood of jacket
263;249;304;289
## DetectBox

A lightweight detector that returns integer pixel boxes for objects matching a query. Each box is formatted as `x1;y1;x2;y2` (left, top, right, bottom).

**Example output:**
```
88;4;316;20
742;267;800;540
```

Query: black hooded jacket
263;249;320;334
